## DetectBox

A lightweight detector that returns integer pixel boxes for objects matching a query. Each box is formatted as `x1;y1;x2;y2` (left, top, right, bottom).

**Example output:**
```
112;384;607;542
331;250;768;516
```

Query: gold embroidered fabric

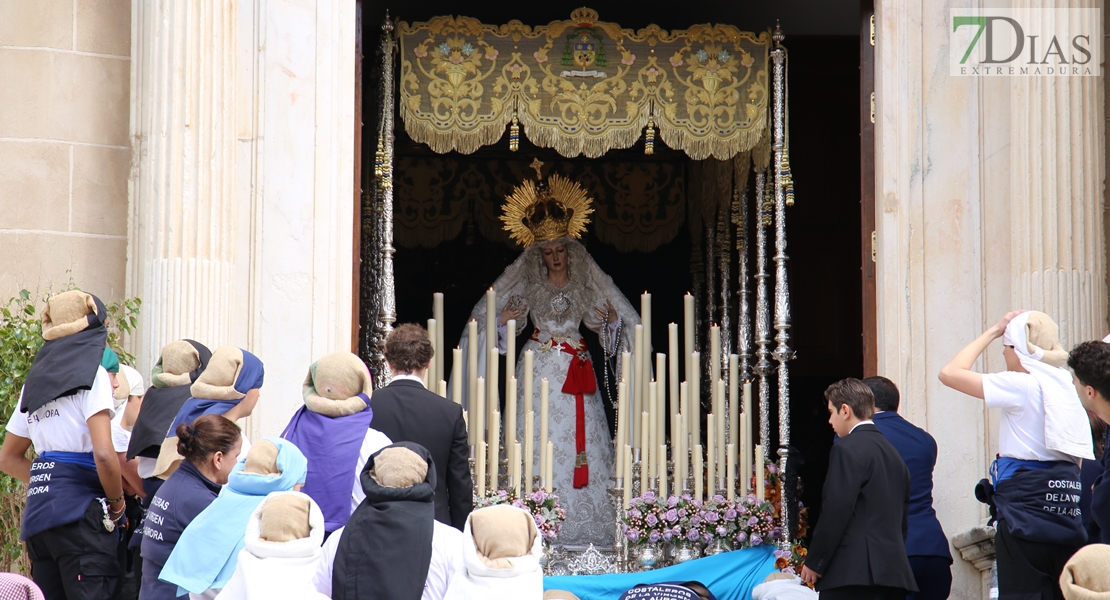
393;155;685;252
397;8;772;160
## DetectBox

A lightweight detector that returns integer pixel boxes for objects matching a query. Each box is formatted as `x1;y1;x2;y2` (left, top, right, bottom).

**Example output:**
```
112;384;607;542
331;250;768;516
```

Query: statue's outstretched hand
500;302;527;326
593;299;618;324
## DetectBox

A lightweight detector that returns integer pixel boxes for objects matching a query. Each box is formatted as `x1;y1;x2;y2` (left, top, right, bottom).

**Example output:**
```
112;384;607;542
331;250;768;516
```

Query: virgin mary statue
454;164;642;547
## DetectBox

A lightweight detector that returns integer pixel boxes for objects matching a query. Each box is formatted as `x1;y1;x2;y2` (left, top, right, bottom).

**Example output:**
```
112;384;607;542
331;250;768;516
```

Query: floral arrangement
621;491;779;549
471;488;566;543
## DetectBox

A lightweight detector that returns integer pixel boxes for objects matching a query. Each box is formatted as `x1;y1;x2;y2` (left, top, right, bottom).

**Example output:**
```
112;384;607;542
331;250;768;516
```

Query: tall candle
640;411;650;493
467;321;479;443
506;319;516;392
690;351;700;448
716;379;726;481
512;441;522;496
641;293;652;430
437;380;447;397
706;413;716;496
485;289;497;357
476;441;487;497
726;444;736;502
524;411;535;491
426;318;437;388
540;378;550;482
633;325;644;447
623;445;633;508
488;348;499;428
475;378;486;456
452;347;463;404
694;445;704;501
433;293;444;384
615;381;628;477
659;443;668;498
743;382;753;492
679;382;690;483
678;416;688;486
489;411;500;491
621;351;632;383
523;351;534;418
683;293;695;380
656;354;666;452
668;324;679;421
505;377;517;468
672;414;682;493
710;325;721;397
545;442;554;493
621;351;633;445
755;445;765;500
647;390;657;477
728;355;739;469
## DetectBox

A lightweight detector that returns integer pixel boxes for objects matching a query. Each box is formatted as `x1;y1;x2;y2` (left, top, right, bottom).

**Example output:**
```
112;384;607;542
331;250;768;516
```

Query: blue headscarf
169;347;265;433
158;437;307;594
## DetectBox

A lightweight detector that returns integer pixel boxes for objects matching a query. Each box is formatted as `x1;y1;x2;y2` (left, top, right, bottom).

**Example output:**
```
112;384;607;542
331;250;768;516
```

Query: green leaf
18;290;28;300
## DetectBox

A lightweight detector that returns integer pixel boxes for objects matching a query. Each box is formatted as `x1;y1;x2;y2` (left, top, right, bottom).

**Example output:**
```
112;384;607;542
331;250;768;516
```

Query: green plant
0;287;142;572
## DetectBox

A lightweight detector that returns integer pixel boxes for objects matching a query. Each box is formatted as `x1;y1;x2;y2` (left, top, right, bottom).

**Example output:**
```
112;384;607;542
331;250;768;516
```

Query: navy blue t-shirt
140;459;221;566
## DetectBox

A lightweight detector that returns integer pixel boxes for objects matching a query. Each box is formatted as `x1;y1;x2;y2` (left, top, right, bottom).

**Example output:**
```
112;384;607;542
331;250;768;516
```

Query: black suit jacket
806;423;918;592
369;379;473;530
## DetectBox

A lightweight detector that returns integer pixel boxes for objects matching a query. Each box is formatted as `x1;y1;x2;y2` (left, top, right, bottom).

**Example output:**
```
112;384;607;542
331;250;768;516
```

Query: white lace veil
450;237;643;410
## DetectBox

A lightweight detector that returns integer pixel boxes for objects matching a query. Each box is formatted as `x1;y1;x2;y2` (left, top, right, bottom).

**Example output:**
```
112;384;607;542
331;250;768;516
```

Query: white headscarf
214;492;329;600
443;506;544;600
1003;311;1093;461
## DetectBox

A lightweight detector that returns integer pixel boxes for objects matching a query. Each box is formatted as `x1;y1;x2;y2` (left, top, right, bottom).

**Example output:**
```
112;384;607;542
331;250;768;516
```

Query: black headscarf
21;294;108;414
127;340;212;460
332;441;436;600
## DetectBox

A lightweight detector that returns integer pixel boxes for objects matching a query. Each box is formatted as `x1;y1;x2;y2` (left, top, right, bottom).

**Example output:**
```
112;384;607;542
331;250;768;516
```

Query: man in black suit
369;324;472;530
802;378;918;600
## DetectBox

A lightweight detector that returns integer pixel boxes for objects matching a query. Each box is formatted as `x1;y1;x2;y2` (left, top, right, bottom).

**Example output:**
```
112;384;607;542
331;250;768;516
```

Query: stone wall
0;0;131;304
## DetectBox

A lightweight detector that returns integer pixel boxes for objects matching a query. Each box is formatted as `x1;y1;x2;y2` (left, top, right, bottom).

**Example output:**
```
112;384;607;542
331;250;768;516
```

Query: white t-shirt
110;405;131;453
350;428;394;513
313;520;462;600
6;367;116;453
983;371;1072;462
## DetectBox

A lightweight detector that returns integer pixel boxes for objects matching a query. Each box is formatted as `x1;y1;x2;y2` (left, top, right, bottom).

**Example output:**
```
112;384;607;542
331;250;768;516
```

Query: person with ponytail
140;415;242;600
0;291;124;599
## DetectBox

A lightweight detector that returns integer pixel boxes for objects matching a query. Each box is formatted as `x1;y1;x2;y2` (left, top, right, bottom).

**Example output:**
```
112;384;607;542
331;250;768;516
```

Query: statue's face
543;243;568;275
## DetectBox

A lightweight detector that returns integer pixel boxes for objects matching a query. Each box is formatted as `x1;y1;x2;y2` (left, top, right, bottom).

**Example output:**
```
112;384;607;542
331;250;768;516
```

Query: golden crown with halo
501;159;593;247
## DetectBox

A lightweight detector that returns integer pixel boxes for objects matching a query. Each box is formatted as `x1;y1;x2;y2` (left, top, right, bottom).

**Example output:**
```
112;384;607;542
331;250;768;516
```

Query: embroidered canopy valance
396;8;772;160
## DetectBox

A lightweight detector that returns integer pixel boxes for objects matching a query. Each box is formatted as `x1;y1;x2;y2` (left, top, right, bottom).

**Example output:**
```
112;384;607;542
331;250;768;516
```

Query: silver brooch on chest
550;291;572;317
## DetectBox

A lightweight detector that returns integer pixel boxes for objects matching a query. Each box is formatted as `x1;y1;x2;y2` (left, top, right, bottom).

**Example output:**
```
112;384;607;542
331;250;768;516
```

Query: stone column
128;0;239;370
1009;2;1106;346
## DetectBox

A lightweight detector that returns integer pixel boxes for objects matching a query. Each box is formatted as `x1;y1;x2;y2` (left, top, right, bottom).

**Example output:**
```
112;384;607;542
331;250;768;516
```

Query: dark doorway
359;2;862;544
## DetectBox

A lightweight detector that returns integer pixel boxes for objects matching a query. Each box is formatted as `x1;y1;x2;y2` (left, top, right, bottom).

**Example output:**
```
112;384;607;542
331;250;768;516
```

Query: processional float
360;8;797;574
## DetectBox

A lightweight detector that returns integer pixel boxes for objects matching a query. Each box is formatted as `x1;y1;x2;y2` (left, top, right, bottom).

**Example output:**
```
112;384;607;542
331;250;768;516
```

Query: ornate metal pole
375;14;397;384
719;190;732;377
752;169;771;457
736;181;752;381
770;23;794;550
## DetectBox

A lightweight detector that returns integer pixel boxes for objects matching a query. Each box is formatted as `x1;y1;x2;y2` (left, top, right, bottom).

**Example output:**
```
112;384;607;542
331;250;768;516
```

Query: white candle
475;377;486;457
729;355;739;470
706;413;716;496
452;347;463;404
437;380;447;398
426;318;437;389
524;411;535;491
743;381;753;492
467;321;479;443
672;413;682;493
648;389;657;479
487;347;499;430
621;351;633;445
659;443;668;498
615;381;628;477
434;293;444;384
489;411;500;491
640;411;650;494
683;293;694;380
621;351;632;383
641;293;652;432
668;324;680;421
540;378;549;481
680;381;689;484
716;379;726;482
690;352;700;450
656;354;666;454
506;319;516;392
523;350;534;419
694;445;704;501
545;442;554;494
755;445;765;500
710;325;721;397
633;325;644;447
512;441;522;496
678;415;688;487
477;441;487;497
485;289;497;356
727;444;736;502
623;445;633;508
505;377;517;469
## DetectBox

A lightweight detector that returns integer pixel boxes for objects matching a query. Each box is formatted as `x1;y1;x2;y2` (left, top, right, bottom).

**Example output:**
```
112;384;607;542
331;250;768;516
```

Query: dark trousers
908;555;953;600
821;585;908;600
996;518;1080;600
26;500;121;600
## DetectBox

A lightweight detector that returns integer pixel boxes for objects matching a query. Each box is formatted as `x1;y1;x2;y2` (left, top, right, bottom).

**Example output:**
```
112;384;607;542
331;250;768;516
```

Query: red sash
532;332;595;488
